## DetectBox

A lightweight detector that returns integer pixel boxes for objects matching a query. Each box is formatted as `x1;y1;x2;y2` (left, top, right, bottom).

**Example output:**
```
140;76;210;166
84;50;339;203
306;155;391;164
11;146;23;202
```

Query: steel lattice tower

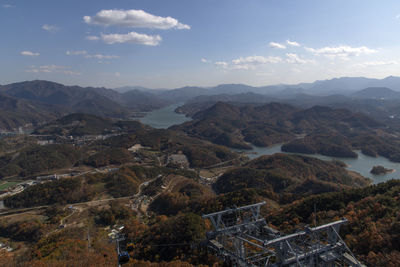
202;202;365;267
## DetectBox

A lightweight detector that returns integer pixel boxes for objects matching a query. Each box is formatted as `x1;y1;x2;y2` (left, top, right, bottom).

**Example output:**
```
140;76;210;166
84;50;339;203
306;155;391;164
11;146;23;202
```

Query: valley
3;2;400;265
0;79;399;266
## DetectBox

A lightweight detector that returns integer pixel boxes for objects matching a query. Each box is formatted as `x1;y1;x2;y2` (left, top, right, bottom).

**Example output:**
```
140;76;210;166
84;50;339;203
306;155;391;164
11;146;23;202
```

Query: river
138;104;398;183
137;103;191;129
234;144;399;184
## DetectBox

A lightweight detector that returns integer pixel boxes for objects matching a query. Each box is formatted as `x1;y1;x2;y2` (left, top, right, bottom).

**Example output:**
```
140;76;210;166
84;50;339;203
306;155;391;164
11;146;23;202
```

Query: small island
370;165;394;175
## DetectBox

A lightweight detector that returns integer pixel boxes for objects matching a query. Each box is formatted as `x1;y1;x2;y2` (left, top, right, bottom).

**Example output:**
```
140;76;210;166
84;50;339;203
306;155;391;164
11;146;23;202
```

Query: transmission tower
202;202;365;267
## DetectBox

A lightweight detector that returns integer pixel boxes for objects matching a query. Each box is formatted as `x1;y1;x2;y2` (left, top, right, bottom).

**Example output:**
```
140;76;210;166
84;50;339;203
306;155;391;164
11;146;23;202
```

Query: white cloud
215;56;282;70
86;35;100;41
26;65;81;75
305;45;378;58
354;60;398;68
2;4;15;8
201;58;210;63
232;56;282;65
396;14;400;20
66;50;87;56
85;54;119;60
115;72;121;77
269;42;286;49
286;40;300;47
42;24;59;33
286;53;315;64
20;51;40;57
214;61;229;68
66;50;119;60
83;9;190;30
100;32;162;46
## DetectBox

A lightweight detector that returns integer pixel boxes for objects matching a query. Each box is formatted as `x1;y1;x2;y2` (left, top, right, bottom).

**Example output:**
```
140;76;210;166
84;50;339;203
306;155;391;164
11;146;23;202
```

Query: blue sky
1;0;400;88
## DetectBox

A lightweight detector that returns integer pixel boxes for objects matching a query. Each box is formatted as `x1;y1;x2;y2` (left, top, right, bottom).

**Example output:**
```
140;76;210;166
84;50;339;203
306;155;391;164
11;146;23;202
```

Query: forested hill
0;80;170;130
32;113;148;136
0;92;65;130
172;102;390;157
214;153;370;199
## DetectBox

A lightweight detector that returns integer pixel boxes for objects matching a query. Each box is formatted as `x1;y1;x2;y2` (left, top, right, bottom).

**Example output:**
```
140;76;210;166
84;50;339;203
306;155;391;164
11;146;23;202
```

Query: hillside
121;89;172;111
214;153;369;199
0;93;65;130
267;180;400;266
352;87;400;99
173;102;388;155
33;113;117;136
0;80;172;130
0;144;80;178
175;92;278;117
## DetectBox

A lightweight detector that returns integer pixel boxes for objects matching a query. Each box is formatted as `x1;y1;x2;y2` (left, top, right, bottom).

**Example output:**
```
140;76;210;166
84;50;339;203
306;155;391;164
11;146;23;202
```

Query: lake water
137;103;192;129
139;104;399;183
235;144;400;184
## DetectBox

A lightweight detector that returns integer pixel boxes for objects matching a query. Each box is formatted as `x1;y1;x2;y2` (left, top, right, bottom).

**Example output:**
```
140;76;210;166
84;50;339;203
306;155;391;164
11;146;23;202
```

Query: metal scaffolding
202;202;365;267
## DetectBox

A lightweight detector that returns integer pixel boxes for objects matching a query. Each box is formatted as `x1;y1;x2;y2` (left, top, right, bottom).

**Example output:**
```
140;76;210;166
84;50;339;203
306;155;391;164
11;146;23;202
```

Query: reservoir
139;104;398;183
137;103;191;129
235;144;399;184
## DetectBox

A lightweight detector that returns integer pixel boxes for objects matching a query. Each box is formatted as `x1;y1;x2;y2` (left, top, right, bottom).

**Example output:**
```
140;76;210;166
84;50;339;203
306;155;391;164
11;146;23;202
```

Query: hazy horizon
1;75;400;91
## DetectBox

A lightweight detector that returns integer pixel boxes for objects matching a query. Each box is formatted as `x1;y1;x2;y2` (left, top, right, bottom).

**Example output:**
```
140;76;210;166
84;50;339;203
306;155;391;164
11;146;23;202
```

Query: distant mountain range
352;87;400;99
2;76;400;130
0;80;171;130
117;76;400;100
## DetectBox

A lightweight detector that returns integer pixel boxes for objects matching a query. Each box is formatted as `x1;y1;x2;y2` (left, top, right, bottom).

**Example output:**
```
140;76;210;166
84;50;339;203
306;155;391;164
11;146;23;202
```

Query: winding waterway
235;144;399;184
137;103;191;129
138;104;399;183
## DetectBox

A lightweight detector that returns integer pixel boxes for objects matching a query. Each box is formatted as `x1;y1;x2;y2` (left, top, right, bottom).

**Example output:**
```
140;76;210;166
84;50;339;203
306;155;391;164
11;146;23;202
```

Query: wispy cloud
66;50;119;60
305;45;378;59
201;58;210;63
26;65;81;75
286;53;315;64
20;51;40;57
269;42;286;49
42;24;59;33
286;40;300;47
86;35;100;41
83;9;190;30
85;54;119;60
214;61;229;68
354;60;398;68
396;14;400;20
2;4;15;8
215;56;282;70
99;32;162;46
232;56;282;65
66;50;87;56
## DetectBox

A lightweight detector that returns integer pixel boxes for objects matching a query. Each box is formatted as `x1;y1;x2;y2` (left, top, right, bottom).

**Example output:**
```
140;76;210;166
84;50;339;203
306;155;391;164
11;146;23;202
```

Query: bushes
0;219;44;242
93;201;133;226
104;168;141;198
266;180;400;266
134;213;206;263
0;144;79;178
84;147;133;167
4;178;95;208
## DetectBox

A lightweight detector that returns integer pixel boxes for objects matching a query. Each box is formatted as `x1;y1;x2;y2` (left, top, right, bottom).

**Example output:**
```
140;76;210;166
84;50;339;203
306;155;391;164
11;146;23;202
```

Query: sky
1;0;400;89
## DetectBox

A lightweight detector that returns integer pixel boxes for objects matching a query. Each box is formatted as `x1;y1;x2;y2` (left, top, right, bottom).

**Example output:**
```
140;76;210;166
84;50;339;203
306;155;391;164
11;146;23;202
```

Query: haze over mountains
117;75;400;99
2;76;400;131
